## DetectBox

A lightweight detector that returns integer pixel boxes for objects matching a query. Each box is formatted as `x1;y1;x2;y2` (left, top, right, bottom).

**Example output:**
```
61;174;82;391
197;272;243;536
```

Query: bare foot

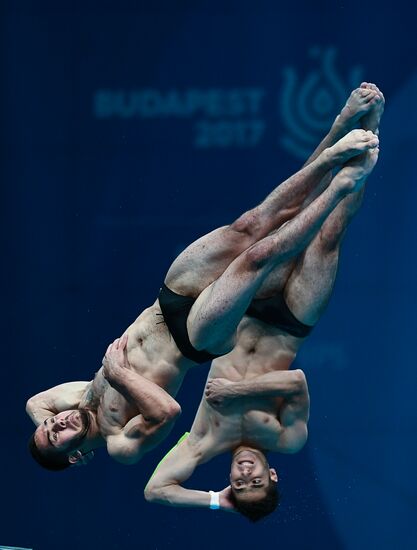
337;87;379;130
360;82;385;134
337;147;380;194
326;129;379;167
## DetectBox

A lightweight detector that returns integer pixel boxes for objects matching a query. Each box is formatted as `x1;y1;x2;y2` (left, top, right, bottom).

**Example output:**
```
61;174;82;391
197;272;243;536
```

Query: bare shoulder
106;432;144;465
27;381;91;409
275;421;308;454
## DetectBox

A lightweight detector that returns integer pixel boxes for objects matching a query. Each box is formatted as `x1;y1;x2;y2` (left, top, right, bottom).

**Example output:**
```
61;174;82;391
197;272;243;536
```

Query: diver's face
34;410;90;453
230;449;277;499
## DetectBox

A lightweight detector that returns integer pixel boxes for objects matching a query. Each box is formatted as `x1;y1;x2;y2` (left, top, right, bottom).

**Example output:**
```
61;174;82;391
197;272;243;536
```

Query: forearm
232;369;306;399
145;484;211;508
107;370;181;423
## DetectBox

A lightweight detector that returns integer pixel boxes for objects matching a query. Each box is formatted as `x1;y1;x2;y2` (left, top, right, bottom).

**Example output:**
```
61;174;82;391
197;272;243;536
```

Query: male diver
144;85;384;520
26;84;383;472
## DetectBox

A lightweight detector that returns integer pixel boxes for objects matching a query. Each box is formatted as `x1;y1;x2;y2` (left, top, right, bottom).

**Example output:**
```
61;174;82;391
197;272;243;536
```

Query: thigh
164;224;257;297
284;238;340;326
185;240;274;354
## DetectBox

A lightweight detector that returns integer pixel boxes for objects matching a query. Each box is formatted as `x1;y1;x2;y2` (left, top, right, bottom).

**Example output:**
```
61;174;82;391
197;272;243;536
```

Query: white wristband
209;490;220;510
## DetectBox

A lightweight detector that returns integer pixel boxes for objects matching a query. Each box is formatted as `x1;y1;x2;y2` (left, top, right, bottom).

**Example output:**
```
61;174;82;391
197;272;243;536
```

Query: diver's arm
144;437;205;506
205;369;307;407
25;381;91;426
146;483;211;508
106;409;180;465
144;437;233;510
105;367;181;425
103;335;181;425
275;374;310;453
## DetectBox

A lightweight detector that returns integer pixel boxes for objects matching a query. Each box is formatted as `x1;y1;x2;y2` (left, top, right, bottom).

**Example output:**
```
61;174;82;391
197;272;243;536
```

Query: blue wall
3;2;417;549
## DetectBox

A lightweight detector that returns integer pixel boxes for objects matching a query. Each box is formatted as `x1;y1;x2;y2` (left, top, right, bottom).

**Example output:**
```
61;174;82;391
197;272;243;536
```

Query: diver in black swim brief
145;83;384;517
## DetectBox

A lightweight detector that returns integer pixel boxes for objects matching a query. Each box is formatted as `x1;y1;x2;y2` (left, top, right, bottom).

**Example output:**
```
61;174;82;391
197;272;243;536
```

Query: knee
243;240;276;270
230;208;262;238
317;226;344;253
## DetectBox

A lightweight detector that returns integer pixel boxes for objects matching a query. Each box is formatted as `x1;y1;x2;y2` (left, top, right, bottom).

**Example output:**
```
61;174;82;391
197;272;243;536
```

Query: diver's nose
53;419;67;431
241;466;252;476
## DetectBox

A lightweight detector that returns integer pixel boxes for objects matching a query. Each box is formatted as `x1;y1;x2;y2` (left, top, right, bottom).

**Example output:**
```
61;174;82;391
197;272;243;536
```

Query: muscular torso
82;300;194;438
187;315;306;462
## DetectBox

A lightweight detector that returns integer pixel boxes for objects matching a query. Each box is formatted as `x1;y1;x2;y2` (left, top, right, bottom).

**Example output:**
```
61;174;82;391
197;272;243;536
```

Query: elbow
293;369;307;391
144;484;157;503
169;401;182;420
292;426;308;453
144;483;164;504
161;401;182;424
147;400;181;428
25;397;36;416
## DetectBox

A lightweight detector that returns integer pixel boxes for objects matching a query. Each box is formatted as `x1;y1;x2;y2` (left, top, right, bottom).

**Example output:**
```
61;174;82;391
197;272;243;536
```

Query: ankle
334;113;356;135
319;147;336;171
330;174;354;197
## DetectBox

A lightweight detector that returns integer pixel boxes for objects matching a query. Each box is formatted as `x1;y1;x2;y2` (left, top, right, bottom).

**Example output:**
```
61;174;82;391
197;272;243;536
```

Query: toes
364;91;378;103
350;128;366;138
360;82;376;91
360;82;382;95
363;82;384;101
375;87;385;103
362;130;378;144
365;130;378;139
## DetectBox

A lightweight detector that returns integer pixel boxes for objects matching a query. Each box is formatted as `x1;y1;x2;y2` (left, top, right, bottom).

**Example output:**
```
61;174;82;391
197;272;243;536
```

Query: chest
241;408;282;447
96;385;138;436
203;400;283;451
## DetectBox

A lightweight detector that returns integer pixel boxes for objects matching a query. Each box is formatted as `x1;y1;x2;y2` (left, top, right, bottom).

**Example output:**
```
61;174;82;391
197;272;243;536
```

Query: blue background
3;2;417;549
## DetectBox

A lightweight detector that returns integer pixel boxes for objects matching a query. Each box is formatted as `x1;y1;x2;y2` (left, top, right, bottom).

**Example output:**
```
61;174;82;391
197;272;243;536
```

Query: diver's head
29;409;95;471
229;447;279;521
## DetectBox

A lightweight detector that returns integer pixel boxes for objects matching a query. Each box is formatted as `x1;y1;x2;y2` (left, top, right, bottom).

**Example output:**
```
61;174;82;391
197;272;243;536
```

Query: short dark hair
230;480;280;522
28;434;71;472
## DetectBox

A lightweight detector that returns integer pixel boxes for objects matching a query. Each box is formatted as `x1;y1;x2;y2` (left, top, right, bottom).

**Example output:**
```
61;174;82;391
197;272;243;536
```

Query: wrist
232;381;248;397
208;490;220;510
106;368;129;390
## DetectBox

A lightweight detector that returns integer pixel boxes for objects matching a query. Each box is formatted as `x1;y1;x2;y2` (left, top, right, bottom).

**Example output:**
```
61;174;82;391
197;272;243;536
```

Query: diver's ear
269;468;278;482
68;450;94;467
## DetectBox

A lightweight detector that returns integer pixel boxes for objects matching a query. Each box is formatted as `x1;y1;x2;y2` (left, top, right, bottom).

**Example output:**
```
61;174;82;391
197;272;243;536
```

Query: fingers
120;333;129;351
106;338;118;355
105;334;128;356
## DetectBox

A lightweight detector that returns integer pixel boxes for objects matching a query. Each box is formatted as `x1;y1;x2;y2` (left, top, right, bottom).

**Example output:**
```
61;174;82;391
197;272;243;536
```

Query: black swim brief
158;283;313;364
158;283;222;364
246;293;313;338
